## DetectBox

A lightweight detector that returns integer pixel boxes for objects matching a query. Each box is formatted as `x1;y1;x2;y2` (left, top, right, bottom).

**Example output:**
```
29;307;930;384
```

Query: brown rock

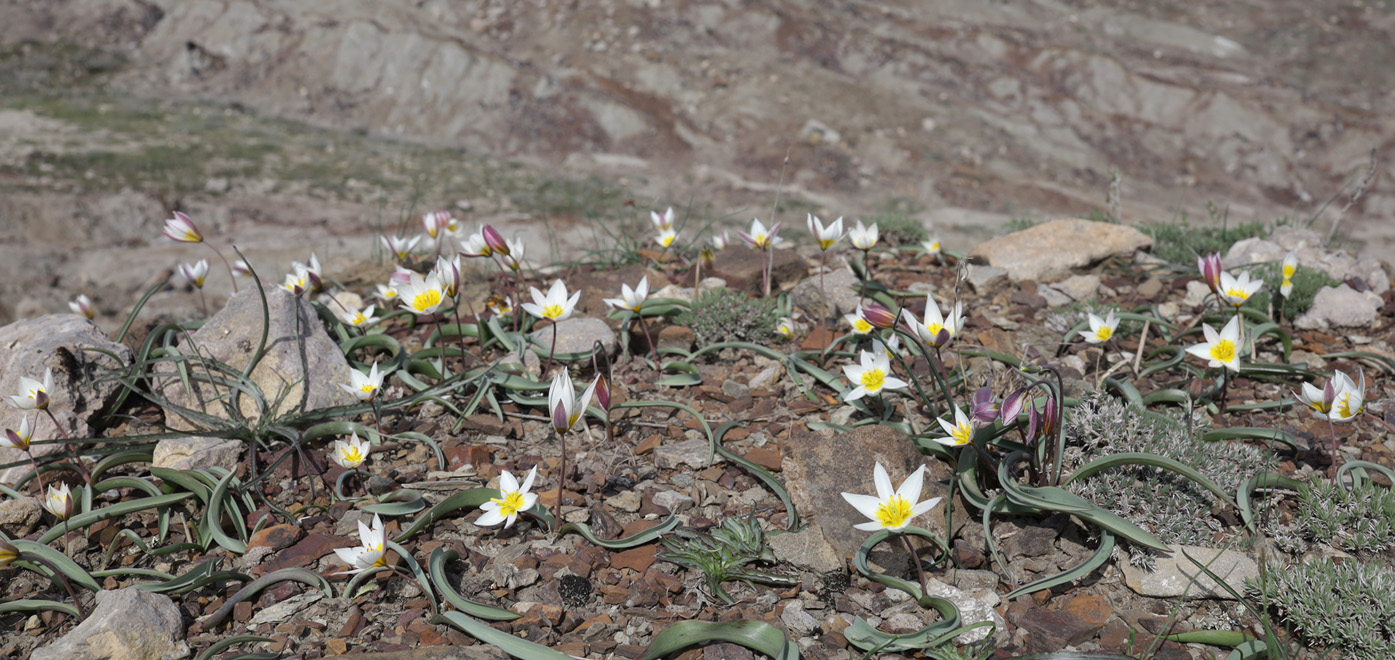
713;246;808;295
634;435;661;455
782;425;966;558
742;447;783;472
656;325;695;351
248;524;305;551
265;532;354;572
326;638;349;655
967;219;1152;283
233;600;254;623
610;545;658;573
1060;591;1111;630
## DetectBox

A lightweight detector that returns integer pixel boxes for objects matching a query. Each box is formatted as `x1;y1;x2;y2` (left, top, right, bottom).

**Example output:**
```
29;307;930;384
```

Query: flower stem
819;251;829;326
43;409;91;485
1328;418;1341;478
204;243;239;293
544;321;559;377
636;313;660;367
554;428;568;534
24;449;46;494
900;533;929;599
197;288;208;318
20;552;86;619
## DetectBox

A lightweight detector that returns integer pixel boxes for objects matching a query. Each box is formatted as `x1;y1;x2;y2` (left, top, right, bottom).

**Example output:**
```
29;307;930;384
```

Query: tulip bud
481;225;509;257
1197;252;1223;294
999;388;1027;423
861;304;897;330
969;387;999;427
0;536;17;567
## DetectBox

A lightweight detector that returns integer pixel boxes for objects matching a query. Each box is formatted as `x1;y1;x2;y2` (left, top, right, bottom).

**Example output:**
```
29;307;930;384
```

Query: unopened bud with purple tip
862;304;897;330
1000;388;1028;423
481;225;510;257
969;386;999;428
1197;252;1223;294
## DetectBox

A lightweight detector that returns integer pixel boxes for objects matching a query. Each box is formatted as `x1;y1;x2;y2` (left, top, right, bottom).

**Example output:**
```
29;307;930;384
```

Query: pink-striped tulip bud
163;211;203;243
1197;252;1223;294
594;373;611;412
999;388;1028;423
861;304;897;330
969;387;999;428
481;226;509;257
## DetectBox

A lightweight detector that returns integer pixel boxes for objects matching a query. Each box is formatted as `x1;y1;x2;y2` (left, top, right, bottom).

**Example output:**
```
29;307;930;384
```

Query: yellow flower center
543;303;565;319
660;235;675;247
412;288;442;312
860;368;886;392
1283;264;1296;278
359;384;377;396
492;490;528;517
754;233;768;247
925;322;944;338
952;422;973;445
853;319;872;333
1337;392;1360;418
382;289;397;300
1224;288;1251;305
929;242;940;251
340;446;364;466
370;543;387;567
1210;339;1236;364
1095;326;1113;341
351;312;368;325
182;230;201;242
779;325;793;337
818;238;836;251
875;494;913;529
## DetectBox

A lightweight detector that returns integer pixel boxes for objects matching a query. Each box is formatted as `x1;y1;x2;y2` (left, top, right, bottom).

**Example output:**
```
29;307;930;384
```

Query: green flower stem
204;242;239;293
900;532;929;602
553;427;567;535
886;331;938;416
42;408;91;485
1328;418;1342;478
20;552;86;619
636;312;660;366
23;449;46;495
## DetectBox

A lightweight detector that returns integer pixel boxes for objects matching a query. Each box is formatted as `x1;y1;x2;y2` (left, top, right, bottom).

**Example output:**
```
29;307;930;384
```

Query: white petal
476;509;507;527
841;492;884;521
519;466;538;494
895;465;926;504
499;470;520;494
873;462;894;501
911;497;943;517
1219;315;1241;343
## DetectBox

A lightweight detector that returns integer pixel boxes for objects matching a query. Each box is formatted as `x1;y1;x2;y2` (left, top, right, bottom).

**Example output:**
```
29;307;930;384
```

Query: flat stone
155;283;355;431
0;496;42;536
767;525;845;574
1037;284;1074;308
250;590;323;625
152;436;243;471
32;588;187;660
609;545;657;573
782;425;966;559
1295;284;1382;330
964;264;1009;295
1120;544;1258;599
248;523;305;551
1057;274;1101;301
0;315;132;485
792;268;862;320
654;438;718;470
779;600;820;636
651;490;694;512
527;316;618;361
920;577;1004;645
713;245;808;296
968;219;1152;283
748;364;781;391
338;646;509;660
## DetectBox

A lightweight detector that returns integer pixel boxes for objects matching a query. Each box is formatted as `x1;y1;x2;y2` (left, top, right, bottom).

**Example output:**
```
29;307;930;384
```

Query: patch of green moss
675;288;779;348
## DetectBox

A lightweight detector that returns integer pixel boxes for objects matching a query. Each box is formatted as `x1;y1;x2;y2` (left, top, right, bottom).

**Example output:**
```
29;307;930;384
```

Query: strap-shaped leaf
557;515;678;549
433;611;574;660
428;548;520;621
1064;452;1241;511
36;493;192;545
636;620;796;660
13;539;100;591
1005;530;1114;600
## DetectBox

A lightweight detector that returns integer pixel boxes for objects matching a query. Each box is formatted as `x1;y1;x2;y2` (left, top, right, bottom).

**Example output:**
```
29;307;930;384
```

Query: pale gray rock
964;264;1009;295
152;436;243;471
0;315;132;485
652;489;695;512
0;496;42;536
779;600;820;637
792;268;862;320
921;577;1005;644
155;284;355;431
967;220;1152;283
1182;280;1214;309
654;439;719;470
32;588;188;660
748;364;782;391
1120;544;1258;599
527;316;618;361
767;525;845;574
651;284;695;304
1057;274;1101;301
1036;285;1074;308
249;590;323;626
1295;284;1382;330
1222;237;1285;269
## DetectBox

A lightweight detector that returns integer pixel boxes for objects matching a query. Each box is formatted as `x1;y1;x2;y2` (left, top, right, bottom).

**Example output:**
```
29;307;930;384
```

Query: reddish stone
610;545;658;573
634;435;661;455
742;447;783;472
248;524;304;551
265;533;354;572
233;601;253;623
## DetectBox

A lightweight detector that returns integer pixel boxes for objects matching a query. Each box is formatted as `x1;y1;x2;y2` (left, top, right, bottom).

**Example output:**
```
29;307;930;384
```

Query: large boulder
156;283;355;431
781;424;965;560
0;314;132;486
711;246;808;296
968;219;1152;283
31;588;188;660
